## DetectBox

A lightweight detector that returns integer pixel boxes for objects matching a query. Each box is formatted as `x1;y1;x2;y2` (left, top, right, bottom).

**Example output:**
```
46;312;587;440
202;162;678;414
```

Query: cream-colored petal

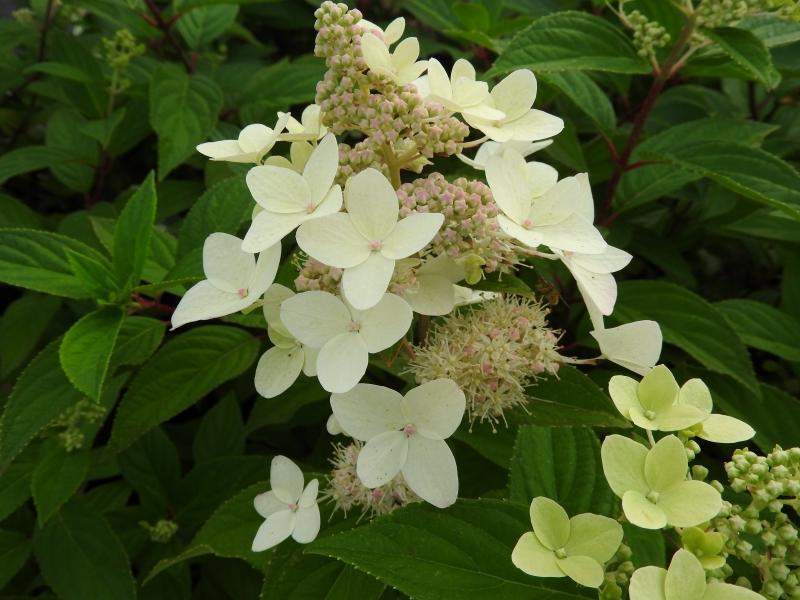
402;379;465;440
296;213;371;269
357;430;408;487
511;532;563;578
280;290;351;348
356;292;413;352
330;383;405;441
316;331;369;393
402;435;458;508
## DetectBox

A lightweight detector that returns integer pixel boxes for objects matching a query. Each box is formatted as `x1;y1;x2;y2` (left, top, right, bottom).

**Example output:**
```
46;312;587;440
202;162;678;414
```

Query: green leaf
174;455;265;533
148;481;270;579
613;281;760;398
622;522;665;568
64;248;120;298
309;499;594;600
193;395;245;463
261;547;385;600
0;192;41;228
31;443;91;526
177;176;254;257
739;14;800;48
238;57;326;123
492;11;649;75
721;210;800;243
24;60;95;82
111;316;166;368
0;342;83;472
33;500;136;600
509;426;617;517
59;306;124;401
643;142;800;221
0;146;73;185
0;455;35;521
0;529;32;589
45;108;99;193
118;427;181;515
524;366;627;428
0;293;61;378
114;172;157;290
715;299;800;362
175;2;238;48
618;117;778;210
541;71;615;133
108;326;259;452
0;229;109;298
149;64;223;179
456;367;626;468
702;27;780;89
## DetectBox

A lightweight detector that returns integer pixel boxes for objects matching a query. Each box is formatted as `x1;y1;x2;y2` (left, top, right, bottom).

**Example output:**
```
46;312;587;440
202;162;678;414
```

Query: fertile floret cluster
408;295;563;425
324;441;420;518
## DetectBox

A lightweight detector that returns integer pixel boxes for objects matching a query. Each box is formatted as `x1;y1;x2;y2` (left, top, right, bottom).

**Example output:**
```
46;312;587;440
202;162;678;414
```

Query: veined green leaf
701;27;781;89
149;64;223;179
0;342;83;472
309;499;595;600
34;500;136;600
0;229;110;298
509;426;617;517
493;11;649;75
108;326;259;452
59;306;124;401
644;142;800;221
613;281;760;398
715;299;800;362
113;172;157;290
541;71;615;133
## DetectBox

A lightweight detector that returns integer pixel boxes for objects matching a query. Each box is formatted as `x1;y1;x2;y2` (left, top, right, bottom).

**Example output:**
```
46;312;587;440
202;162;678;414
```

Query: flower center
646;490;660;503
644;410;657;420
348;320;361;332
522;218;533;229
237;287;248;298
403;423;416;437
305;202;316;214
288;502;298;512
368;240;383;251
555;547;568;559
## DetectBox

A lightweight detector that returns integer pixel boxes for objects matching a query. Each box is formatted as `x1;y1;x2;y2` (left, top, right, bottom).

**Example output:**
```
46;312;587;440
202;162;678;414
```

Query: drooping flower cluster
181;0;668;557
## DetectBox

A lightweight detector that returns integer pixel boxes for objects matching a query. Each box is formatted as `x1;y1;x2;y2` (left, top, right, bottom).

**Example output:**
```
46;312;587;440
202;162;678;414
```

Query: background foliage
0;0;799;598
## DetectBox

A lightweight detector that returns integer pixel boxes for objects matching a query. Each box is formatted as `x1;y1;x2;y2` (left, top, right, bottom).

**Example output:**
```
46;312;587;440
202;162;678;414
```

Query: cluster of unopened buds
173;1;735;575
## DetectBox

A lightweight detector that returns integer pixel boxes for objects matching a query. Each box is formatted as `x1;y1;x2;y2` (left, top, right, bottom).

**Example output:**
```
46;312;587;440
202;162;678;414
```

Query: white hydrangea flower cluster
173;1;667;554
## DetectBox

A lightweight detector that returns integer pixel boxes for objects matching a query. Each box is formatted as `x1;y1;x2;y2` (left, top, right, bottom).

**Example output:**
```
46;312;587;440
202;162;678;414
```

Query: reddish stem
142;0;194;73
598;18;696;226
132;293;175;315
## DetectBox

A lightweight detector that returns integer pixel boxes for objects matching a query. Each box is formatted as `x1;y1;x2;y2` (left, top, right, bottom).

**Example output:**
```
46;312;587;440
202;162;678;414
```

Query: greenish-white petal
637;365;679;413
654;405;708;432
565;513;624;564
622;490;667;530
528;497;571;550
698;414;755;444
645;435;688;492
608;375;640;420
678;378;714;412
511;532;563;578
601;435;649;497
702;582;765;600
658;480;722;527
629;566;667;600
557;555;605;588
665;549;707;600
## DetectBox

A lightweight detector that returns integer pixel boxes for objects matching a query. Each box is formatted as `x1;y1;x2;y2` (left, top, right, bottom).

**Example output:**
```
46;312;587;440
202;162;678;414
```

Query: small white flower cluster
173;2;666;554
